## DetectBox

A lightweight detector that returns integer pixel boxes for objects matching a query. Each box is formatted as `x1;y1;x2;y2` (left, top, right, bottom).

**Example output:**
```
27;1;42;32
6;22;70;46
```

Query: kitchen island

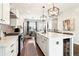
36;32;74;56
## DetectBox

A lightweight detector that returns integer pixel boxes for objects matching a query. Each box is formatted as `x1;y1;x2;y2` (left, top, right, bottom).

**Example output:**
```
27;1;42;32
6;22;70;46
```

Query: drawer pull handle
11;50;14;53
10;44;14;47
56;41;59;45
0;19;2;20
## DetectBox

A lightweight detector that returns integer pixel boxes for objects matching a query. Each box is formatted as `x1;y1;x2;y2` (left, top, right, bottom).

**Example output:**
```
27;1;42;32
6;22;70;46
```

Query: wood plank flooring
20;37;44;56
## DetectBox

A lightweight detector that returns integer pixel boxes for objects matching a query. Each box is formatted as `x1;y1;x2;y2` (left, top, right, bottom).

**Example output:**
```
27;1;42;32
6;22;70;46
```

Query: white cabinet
10;8;19;18
10;18;20;27
0;36;18;56
36;32;73;56
5;40;17;56
3;3;10;25
36;33;63;56
49;38;63;56
10;18;17;26
37;33;48;56
10;8;19;27
0;48;3;56
0;3;10;24
41;36;48;56
15;39;18;55
0;3;2;23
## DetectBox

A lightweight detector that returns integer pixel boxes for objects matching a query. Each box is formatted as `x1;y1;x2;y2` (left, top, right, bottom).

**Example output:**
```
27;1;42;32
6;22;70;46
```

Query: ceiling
10;3;79;19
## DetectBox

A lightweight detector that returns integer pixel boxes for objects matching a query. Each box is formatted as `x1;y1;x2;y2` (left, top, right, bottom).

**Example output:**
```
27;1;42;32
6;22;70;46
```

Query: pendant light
40;6;47;21
48;3;59;17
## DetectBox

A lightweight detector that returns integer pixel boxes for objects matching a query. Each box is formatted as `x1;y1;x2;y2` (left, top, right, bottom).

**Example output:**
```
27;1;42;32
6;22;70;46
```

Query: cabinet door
43;37;48;56
37;33;40;47
11;39;18;56
41;36;48;56
10;19;17;26
40;36;44;52
49;38;63;56
37;33;40;45
16;39;18;55
0;3;2;23
0;48;3;56
3;3;10;24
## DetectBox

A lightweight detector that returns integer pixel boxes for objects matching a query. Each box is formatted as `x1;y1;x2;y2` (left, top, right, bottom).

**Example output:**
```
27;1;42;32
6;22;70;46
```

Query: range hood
10;11;18;19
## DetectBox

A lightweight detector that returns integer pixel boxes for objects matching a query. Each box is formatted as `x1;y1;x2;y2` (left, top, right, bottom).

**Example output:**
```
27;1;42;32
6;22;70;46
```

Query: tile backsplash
0;24;14;34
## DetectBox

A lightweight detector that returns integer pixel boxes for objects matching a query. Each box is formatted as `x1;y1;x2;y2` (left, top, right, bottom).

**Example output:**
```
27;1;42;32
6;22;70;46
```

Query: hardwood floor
74;44;79;56
20;37;44;56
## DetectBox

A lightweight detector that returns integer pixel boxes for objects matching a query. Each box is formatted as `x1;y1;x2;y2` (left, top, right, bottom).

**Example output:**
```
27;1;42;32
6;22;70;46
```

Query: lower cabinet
37;33;48;56
0;39;18;56
48;37;63;56
41;36;48;56
36;33;73;56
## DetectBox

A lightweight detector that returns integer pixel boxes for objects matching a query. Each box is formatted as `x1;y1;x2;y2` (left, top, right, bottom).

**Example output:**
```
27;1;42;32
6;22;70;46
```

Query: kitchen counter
0;35;18;56
37;32;73;39
36;32;74;56
0;35;18;47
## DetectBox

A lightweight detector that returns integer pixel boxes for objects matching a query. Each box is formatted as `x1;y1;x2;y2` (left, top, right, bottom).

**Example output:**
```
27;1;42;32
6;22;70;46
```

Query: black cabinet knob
0;19;2;20
56;41;59;44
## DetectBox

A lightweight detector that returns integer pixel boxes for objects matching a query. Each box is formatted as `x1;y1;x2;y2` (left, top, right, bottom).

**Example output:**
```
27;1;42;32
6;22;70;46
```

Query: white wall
58;4;79;43
73;8;79;43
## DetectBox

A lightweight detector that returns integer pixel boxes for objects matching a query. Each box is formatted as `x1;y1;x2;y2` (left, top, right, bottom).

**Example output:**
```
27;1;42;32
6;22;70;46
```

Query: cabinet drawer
40;37;48;55
6;42;15;50
6;47;15;56
5;40;17;56
37;33;48;56
6;46;16;56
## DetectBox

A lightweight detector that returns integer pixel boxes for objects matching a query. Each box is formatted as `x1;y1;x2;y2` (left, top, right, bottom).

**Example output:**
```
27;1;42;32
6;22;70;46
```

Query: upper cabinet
3;3;10;25
10;7;19;27
0;3;10;25
0;3;2;23
10;8;19;18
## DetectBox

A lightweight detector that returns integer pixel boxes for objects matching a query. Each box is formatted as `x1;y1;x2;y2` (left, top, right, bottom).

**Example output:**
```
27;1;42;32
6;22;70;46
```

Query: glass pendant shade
40;6;47;21
48;4;59;17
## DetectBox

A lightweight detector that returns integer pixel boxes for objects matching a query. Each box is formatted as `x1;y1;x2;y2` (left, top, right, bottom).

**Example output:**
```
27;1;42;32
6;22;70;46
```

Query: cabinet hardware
11;50;14;53
0;19;2;20
2;20;5;21
10;44;14;47
56;41;59;44
0;19;5;21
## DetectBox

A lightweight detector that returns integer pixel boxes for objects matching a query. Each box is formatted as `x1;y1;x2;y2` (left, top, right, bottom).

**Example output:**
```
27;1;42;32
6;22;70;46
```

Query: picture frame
63;18;75;31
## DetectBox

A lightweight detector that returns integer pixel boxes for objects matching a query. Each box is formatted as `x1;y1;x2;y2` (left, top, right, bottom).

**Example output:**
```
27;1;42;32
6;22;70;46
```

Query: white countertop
37;32;73;39
0;35;18;47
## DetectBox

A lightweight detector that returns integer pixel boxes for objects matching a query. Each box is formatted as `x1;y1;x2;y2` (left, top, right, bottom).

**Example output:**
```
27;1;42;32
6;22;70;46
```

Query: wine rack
63;38;70;56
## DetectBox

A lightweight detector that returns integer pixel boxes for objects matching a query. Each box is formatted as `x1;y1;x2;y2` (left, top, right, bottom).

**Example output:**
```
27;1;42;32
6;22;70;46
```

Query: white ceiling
10;3;79;19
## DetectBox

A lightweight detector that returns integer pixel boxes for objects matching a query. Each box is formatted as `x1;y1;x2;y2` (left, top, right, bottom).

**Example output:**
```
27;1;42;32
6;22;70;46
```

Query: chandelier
40;6;47;21
48;4;60;17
